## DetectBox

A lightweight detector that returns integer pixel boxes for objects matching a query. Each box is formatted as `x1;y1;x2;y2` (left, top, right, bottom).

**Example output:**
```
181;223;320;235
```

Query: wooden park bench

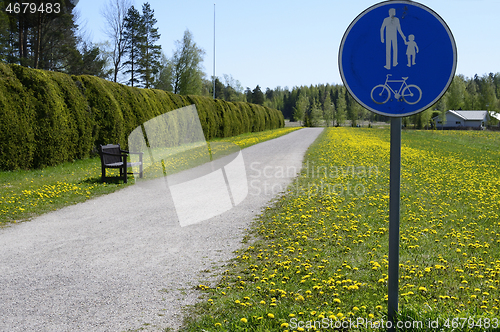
98;144;143;183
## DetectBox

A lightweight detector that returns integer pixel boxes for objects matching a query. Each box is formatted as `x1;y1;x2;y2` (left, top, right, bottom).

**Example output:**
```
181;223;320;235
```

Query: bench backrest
100;144;123;165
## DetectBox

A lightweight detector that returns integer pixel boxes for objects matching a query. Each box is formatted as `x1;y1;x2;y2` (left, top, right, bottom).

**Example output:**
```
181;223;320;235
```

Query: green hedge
0;63;284;170
0;64;36;170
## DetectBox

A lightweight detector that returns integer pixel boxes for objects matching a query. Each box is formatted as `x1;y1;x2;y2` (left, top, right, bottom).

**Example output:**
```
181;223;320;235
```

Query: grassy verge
181;128;500;331
0;127;301;225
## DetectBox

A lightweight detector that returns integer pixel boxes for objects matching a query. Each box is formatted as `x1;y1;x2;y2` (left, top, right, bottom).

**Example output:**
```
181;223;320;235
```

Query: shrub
11;65;85;168
0;63;35;170
73;75;125;149
0;64;284;171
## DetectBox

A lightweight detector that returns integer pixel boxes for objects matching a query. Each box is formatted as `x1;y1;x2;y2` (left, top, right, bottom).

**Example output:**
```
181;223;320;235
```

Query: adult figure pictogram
380;8;406;70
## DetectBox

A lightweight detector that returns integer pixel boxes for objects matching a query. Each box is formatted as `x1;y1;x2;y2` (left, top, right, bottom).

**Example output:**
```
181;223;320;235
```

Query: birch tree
101;0;132;82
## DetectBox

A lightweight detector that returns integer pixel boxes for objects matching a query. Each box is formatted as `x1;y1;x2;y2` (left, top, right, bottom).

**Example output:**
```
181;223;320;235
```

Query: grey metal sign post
339;1;456;328
388;117;401;324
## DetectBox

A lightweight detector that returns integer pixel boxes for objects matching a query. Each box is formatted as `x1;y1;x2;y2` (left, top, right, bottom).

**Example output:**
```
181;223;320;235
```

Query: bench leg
139;154;143;178
101;166;106;183
122;155;128;183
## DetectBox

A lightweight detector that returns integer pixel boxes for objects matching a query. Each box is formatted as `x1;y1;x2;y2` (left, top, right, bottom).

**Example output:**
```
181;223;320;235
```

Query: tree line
0;0;208;94
0;0;243;99
219;73;500;128
0;0;108;76
0;0;246;100
1;0;498;128
99;0;208;94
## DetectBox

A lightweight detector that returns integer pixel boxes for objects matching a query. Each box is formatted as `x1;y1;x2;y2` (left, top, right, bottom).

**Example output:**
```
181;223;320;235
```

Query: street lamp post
213;3;216;99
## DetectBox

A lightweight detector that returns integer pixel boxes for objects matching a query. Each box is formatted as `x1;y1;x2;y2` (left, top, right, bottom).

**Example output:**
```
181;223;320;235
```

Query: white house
433;110;489;129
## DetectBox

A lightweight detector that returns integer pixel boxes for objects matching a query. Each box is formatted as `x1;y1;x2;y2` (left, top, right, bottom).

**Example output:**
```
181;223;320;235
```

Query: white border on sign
338;0;457;118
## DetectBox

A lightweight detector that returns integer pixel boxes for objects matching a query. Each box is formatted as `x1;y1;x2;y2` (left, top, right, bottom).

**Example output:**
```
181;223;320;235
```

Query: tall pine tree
123;5;143;87
137;2;161;88
252;85;264;105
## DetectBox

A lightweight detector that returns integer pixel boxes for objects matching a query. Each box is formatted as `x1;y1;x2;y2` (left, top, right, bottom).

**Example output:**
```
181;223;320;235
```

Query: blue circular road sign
339;1;457;117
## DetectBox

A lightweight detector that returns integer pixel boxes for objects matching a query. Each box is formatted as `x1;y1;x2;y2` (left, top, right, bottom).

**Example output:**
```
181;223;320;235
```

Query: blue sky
76;0;500;91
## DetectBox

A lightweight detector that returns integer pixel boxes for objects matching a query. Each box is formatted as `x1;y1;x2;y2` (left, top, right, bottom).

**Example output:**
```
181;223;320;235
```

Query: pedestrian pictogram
339;0;456;117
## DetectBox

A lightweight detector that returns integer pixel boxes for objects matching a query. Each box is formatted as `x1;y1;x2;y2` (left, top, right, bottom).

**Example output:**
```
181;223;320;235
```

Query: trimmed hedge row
0;63;284;170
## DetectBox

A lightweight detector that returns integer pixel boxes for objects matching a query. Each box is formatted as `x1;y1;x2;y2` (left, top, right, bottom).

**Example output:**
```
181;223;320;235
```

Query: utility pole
213;3;216;99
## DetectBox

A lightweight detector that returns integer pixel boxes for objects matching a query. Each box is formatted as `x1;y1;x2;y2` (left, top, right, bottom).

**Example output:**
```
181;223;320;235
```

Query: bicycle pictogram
370;74;422;105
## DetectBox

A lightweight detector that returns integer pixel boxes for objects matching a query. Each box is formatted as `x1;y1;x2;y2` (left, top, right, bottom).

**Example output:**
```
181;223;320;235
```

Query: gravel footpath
0;128;323;332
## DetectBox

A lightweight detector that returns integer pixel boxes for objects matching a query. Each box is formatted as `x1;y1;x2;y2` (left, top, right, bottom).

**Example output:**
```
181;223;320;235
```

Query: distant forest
1;0;498;128
215;73;500;128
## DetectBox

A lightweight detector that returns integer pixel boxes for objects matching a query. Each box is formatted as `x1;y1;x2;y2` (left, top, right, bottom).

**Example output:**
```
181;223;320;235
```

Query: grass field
181;128;500;331
0;127;300;225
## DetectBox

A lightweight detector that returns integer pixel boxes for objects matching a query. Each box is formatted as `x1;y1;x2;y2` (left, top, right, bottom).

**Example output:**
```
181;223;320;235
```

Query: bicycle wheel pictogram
401;84;422;104
371;84;391;104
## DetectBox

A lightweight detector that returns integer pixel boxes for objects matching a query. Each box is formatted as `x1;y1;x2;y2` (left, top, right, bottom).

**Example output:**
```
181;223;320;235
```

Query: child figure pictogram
405;34;419;67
